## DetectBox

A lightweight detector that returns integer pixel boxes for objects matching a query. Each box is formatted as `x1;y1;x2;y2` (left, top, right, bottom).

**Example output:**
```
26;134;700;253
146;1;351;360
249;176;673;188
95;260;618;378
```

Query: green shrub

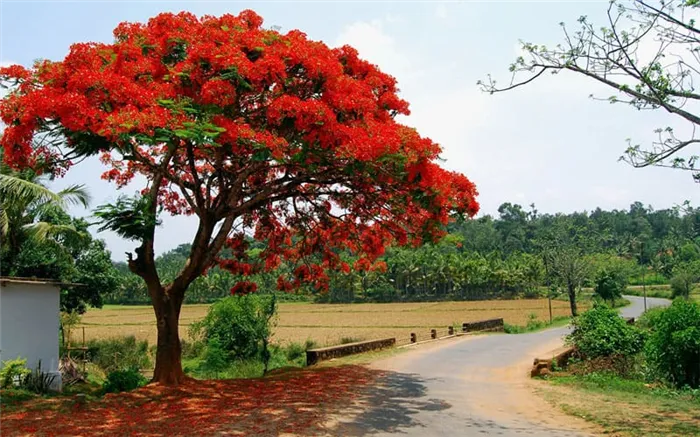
284;342;306;362
628;272;668;286
594;268;627;303
21;361;57;394
304;339;317;350
567;303;645;359
643;299;700;388
525;315;546;331
670;271;696;299
103;368;147;393
87;336;151;373
284;339;317;363
181;339;206;359
503;323;524;334
200;338;229;375
0;358;31;388
189;294;277;361
340;337;364;345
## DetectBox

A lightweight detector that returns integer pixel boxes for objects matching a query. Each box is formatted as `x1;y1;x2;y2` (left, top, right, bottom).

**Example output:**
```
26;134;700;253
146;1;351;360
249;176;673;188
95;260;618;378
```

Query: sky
1;0;698;260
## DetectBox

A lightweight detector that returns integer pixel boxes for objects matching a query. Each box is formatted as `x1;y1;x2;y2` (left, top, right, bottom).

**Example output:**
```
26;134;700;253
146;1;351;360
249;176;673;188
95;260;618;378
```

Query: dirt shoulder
473;336;602;436
534;377;700;437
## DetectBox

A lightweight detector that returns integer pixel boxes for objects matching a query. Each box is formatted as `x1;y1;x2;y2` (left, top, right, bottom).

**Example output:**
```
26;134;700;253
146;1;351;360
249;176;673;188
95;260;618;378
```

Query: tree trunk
568;284;578;317
151;286;187;385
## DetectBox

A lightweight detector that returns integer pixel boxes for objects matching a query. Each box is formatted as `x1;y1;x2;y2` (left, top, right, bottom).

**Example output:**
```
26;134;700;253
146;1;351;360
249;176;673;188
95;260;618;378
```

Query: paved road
331;296;669;437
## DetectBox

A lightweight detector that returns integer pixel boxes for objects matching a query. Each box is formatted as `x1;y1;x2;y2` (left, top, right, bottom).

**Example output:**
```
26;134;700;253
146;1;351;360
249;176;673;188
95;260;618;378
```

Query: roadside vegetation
538;299;700;436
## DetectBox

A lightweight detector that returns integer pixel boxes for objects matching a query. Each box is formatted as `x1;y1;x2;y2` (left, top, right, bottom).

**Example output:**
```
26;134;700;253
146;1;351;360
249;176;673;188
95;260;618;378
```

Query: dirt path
322;296;669;436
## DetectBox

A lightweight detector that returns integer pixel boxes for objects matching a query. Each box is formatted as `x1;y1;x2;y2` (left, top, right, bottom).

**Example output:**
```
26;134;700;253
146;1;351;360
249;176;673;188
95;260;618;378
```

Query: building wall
0;282;62;390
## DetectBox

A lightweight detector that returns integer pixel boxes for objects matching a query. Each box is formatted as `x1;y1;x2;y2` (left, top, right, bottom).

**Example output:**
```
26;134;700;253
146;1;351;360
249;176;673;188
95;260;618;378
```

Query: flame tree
0;10;479;385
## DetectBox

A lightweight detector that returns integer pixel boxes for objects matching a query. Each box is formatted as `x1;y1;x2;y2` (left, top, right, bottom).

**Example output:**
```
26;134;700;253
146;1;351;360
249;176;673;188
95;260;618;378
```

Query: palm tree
0;158;91;263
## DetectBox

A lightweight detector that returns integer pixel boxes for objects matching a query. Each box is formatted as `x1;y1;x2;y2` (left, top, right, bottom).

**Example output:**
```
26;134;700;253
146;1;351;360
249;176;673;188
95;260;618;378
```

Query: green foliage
543;245;591;316
643;299;700;388
670;262;699;298
2;212;118;314
200;337;229;375
67;239;120;313
94;195;161;241
104;202;700;305
0;155;112;314
567;304;645;359
628;272;668;286
103;367;147;393
504;315;569;334
87;336;151;374
586;254;636;285
0;358;31;388
283;340;317;362
556;371;700;402
21;361;57;394
594;268;627;303
189;294;277;361
180;339;206;360
525;313;546;330
186;341;314;379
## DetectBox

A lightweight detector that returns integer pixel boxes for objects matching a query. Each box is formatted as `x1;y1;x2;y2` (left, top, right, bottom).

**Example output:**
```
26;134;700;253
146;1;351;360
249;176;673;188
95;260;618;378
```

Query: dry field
77;299;583;347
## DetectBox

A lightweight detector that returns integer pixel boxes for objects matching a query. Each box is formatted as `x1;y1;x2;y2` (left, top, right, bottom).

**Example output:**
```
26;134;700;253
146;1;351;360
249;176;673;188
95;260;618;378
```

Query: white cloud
335;20;420;85
335;19;492;178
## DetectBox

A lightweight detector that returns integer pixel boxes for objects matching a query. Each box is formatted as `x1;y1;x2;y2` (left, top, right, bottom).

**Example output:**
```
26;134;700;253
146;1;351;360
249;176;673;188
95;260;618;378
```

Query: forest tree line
103;201;700;305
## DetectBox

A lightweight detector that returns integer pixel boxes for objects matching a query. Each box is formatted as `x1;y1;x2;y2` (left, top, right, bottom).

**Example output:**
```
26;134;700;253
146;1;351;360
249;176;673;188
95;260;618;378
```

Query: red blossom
0;366;382;436
0;9;479;296
230;280;257;295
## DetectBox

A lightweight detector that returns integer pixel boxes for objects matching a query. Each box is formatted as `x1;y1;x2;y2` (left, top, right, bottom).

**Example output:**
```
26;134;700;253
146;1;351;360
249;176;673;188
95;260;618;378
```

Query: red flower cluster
0;9;479;295
230;280;257;295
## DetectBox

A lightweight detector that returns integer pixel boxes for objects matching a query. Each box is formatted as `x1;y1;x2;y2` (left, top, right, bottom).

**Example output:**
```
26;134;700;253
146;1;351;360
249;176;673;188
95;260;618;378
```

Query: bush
200;338;229;375
103;368;147;393
284;342;308;362
0;358;31;388
189;294;277;361
643;299;700;388
87;336;151;373
180;339;206;359
21;361;57;394
567;303;645;359
594;268;627;303
525;314;546;331
670;270;696;298
283;339;317;365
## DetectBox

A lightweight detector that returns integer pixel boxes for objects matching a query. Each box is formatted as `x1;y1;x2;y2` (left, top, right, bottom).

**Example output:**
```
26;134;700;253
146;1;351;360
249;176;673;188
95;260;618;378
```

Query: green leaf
252;149;272;162
174;129;194;139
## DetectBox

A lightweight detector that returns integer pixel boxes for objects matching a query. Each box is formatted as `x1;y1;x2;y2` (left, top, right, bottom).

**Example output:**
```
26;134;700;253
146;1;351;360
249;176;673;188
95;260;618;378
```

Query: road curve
330;296;669;437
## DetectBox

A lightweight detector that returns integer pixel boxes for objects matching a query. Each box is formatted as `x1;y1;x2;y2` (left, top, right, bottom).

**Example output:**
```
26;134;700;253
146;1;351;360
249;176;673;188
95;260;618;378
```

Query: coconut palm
0;157;91;261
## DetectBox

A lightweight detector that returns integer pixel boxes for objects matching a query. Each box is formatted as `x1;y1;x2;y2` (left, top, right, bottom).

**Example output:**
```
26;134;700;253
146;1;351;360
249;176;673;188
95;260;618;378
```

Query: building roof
0;276;83;287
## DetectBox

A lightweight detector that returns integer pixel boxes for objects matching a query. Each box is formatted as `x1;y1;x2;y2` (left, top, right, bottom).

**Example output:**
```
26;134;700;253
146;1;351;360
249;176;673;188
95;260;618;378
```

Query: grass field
76;299;583;348
536;373;700;436
622;285;700;302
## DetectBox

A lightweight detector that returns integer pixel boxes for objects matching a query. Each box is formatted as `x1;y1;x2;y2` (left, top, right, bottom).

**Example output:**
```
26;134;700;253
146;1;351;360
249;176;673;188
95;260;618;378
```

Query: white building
0;277;66;391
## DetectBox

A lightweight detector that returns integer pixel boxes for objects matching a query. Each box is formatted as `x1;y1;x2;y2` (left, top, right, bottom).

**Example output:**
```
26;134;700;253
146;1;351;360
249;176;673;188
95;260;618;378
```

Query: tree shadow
326;371;451;436
1;365;446;437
